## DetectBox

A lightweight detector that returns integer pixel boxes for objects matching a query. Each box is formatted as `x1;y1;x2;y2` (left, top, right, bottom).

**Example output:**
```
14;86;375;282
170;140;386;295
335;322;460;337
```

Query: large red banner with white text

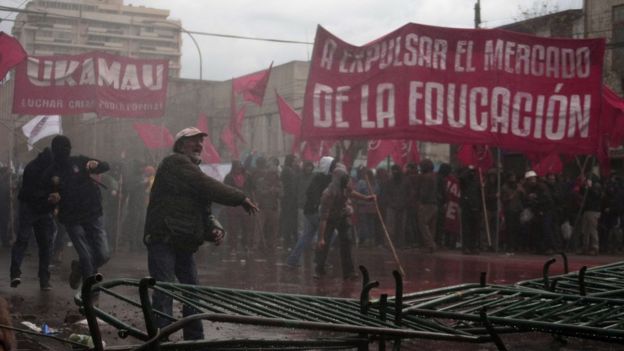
301;24;605;154
13;52;168;118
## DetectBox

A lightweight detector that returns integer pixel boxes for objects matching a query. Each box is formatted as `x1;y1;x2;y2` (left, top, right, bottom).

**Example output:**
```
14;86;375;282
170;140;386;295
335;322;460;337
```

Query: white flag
21;115;62;151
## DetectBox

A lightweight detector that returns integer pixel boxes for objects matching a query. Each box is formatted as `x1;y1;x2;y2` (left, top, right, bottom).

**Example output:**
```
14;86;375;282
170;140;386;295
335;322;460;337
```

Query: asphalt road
1;243;622;350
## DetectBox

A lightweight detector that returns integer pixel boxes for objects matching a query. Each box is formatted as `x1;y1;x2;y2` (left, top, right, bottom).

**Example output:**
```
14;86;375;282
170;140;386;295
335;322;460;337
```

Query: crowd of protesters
3;149;624;288
214;155;624;263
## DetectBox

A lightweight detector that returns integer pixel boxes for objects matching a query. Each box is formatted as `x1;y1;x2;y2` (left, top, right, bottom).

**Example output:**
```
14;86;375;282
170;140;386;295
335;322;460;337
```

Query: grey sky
1;0;583;81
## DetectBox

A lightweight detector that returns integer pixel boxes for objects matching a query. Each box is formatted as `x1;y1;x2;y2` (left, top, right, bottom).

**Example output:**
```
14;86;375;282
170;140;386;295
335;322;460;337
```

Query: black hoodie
18;148;56;214
43;155;110;225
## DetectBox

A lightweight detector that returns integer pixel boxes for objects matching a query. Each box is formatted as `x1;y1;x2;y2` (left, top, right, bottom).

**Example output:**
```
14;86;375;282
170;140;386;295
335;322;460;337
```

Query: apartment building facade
11;0;182;77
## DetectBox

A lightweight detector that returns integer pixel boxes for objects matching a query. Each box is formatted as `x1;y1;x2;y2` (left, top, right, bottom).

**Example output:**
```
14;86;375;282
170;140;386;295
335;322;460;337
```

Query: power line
1;0;27;21
0;5;313;45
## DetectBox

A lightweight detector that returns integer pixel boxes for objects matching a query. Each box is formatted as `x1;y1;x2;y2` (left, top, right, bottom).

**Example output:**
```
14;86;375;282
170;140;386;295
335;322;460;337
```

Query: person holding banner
416;159;438;253
522;170;555;254
501;173;524;252
381;165;409;249
435;163;452;249
459;166;482;255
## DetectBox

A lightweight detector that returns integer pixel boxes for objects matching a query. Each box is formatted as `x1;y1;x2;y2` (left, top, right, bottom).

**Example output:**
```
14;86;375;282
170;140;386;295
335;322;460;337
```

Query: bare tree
516;1;560;21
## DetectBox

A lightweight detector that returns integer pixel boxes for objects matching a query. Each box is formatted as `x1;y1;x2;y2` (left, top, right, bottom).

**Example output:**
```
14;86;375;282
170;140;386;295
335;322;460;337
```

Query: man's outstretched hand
241;197;259;215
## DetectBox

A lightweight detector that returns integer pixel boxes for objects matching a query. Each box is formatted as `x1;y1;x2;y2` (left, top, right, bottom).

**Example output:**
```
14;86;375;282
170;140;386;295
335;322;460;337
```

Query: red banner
301;25;605;154
13;52;168;118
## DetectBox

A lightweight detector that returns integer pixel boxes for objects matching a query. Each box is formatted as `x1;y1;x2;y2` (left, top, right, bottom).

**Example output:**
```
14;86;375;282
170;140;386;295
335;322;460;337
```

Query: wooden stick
478;168;492;247
365;175;406;278
114;173;124;253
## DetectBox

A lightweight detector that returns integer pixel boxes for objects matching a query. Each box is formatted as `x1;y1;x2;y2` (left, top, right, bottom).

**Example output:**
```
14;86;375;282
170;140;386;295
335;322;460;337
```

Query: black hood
51;135;71;163
34;147;53;167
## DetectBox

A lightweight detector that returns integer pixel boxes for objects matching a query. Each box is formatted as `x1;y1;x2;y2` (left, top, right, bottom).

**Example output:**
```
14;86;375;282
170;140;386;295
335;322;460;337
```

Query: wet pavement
1;243;622;350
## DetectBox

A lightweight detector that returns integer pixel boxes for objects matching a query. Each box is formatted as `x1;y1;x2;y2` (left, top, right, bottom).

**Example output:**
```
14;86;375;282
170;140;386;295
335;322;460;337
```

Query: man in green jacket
144;126;258;341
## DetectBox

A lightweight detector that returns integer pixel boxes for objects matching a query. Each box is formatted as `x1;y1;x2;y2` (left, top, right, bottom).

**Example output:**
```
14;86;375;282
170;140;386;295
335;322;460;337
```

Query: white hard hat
524;170;537;179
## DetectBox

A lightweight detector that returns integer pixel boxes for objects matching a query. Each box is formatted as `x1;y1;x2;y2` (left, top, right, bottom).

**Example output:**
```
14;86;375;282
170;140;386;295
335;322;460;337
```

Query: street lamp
142;20;203;80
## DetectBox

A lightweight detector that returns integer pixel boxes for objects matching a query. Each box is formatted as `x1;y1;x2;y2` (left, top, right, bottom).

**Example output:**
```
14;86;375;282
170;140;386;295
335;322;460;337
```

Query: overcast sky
1;0;583;81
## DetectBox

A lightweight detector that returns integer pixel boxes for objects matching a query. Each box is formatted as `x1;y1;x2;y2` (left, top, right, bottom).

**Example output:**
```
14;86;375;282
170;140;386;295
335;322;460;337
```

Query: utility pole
474;0;482;29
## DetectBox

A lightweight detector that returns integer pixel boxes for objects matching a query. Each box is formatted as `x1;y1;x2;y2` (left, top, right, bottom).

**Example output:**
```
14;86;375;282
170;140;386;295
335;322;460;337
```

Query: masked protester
10;148;56;290
44;135;111;290
314;164;374;280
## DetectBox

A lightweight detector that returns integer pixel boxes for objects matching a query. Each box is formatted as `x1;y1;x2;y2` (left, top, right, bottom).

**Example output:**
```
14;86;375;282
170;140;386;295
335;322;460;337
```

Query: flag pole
495;148;501;253
8;116;18;244
365;174;406;278
478;168;492;248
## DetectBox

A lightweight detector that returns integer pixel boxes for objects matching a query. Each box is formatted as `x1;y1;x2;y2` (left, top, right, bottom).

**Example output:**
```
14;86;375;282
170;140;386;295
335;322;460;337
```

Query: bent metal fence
515;253;624;298
403;285;624;345
74;262;624;351
74;267;485;351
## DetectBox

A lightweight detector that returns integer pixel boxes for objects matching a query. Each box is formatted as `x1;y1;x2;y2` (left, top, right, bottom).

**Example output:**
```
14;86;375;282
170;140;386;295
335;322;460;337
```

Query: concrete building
499;9;584;38
585;0;624;95
11;0;182;77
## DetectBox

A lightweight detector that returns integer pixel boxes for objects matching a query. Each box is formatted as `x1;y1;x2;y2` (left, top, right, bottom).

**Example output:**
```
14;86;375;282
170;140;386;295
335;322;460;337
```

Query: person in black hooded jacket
44;135;111;289
10;147;56;290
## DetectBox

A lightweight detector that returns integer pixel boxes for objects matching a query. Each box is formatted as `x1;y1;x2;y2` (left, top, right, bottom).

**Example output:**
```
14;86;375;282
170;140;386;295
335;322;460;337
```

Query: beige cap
175;127;207;142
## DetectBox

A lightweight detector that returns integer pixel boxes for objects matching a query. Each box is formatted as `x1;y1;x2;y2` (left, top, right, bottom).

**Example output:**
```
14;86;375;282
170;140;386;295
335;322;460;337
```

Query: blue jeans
10;202;56;286
286;213;319;266
65;216;110;280
147;242;204;340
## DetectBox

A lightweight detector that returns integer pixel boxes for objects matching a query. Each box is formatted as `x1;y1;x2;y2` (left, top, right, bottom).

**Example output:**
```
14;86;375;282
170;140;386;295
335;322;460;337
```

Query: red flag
275;91;302;135
196;113;221;164
366;140;395;169
301;141;318;162
132;123;174;149
602;85;624;147
301;140;334;162
220;124;239;159
229;87;248;143
367;140;419;169
0;32;27;80
597;138;611;177
531;152;563;176
457;144;493;172
291;135;301;155
392;140;420;168
320;140;336;157
232;62;272;106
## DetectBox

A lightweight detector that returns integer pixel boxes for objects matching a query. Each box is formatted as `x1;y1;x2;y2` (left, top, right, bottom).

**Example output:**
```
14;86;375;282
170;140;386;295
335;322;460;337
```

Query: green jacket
144;153;246;252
